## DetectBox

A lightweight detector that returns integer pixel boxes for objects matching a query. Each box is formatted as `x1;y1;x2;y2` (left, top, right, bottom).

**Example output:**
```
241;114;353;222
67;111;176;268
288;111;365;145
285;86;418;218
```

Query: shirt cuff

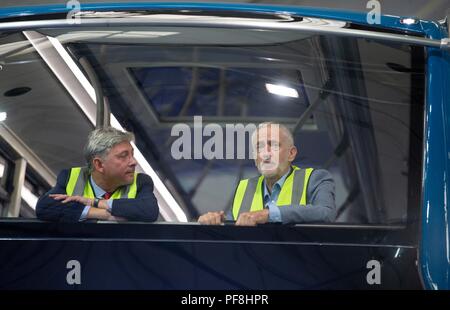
267;201;282;222
106;199;113;213
79;206;91;221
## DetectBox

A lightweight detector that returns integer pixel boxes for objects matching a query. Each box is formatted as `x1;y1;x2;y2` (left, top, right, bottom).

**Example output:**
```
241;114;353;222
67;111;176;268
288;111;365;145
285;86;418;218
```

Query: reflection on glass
0;28;424;225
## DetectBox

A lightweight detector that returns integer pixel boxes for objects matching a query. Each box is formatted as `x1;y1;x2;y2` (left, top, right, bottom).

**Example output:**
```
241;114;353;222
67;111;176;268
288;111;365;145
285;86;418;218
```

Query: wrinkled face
254;125;297;179
97;141;137;186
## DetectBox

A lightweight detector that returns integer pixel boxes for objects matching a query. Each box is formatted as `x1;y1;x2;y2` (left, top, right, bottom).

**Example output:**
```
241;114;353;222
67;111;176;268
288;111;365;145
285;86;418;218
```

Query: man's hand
97;199;109;210
86;207;126;221
198;211;225;225
49;194;93;207
106;214;127;222
235;209;269;226
50;194;126;221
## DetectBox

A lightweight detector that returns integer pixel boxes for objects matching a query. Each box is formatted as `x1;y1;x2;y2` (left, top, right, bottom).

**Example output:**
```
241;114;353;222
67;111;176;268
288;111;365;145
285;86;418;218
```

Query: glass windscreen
0;25;424;225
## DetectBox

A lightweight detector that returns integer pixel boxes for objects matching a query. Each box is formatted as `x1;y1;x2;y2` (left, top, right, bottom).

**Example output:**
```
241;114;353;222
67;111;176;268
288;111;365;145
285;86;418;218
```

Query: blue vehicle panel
0;2;448;290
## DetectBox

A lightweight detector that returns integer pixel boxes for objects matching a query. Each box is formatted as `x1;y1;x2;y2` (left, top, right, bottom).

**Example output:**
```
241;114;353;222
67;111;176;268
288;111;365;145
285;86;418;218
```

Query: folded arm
36;169;86;222
109;174;159;222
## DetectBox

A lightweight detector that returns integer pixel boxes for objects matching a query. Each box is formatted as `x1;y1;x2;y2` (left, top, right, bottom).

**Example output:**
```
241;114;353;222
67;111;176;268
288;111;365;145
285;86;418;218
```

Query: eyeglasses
256;141;280;152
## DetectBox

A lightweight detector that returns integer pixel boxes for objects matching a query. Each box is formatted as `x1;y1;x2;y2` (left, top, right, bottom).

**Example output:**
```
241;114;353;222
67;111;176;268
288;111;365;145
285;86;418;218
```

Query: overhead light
265;83;299;98
400;18;418;25
0;112;6;122
260;57;280;62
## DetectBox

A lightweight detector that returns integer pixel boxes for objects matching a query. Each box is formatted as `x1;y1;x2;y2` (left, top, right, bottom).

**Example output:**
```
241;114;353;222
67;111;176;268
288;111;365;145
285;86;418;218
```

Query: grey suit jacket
278;169;336;224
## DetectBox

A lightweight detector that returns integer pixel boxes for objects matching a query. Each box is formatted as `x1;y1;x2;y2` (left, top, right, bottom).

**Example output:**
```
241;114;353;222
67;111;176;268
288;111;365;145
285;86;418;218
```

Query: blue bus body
0;2;448;290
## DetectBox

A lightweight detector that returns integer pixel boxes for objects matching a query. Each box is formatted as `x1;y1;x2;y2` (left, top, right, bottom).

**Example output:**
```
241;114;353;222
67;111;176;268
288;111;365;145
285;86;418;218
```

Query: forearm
86;207;111;220
111;197;159;222
36;194;85;222
36;169;86;222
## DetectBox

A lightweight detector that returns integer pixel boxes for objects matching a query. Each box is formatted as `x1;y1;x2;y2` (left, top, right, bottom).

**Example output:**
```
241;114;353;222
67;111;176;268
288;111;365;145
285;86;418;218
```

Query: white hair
251;122;294;147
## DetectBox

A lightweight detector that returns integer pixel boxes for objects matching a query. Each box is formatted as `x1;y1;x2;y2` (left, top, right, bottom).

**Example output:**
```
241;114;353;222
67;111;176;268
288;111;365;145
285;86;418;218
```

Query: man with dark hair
36;127;159;222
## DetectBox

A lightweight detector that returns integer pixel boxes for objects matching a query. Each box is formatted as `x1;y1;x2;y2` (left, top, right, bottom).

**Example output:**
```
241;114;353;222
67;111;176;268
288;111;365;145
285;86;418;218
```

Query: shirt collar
263;166;292;200
90;175;107;198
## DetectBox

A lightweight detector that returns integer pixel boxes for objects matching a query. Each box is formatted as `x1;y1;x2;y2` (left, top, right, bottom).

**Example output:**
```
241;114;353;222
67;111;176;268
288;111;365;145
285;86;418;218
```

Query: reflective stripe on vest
232;166;314;220
65;167;138;199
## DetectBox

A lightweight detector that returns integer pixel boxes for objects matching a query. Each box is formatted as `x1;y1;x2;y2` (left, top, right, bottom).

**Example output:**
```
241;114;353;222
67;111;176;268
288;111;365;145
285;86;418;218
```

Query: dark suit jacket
36;169;159;222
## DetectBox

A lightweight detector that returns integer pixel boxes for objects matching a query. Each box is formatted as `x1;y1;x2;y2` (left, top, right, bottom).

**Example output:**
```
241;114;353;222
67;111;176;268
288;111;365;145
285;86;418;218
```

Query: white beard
258;162;278;178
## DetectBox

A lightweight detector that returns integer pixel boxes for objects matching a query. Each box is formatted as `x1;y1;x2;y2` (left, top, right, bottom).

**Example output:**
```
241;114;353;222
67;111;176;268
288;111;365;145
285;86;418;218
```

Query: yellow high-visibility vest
232;166;314;220
65;167;138;199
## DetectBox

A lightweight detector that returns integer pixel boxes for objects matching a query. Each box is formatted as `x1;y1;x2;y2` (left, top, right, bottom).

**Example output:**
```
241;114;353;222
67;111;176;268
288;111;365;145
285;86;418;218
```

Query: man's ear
288;145;297;162
92;157;104;173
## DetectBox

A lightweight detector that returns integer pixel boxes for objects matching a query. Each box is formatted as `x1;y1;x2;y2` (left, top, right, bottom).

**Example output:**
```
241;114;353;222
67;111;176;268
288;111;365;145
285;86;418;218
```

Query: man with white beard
198;122;336;226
